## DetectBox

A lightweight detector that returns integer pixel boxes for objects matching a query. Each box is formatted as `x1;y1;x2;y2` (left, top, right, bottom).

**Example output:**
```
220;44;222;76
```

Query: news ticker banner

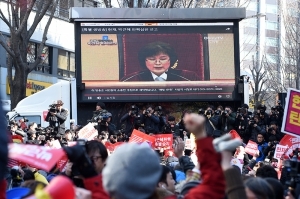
281;88;300;137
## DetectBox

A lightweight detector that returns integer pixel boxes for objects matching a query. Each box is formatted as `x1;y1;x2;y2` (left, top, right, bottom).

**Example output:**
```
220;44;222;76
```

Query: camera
249;120;256;126
49;104;57;113
155;106;163;115
198;108;205;115
144;109;151;116
206;110;213;116
164;123;172;133
93;110;112;125
134;115;142;127
215;110;221;116
222;110;229;117
130;105;139;116
268;127;275;133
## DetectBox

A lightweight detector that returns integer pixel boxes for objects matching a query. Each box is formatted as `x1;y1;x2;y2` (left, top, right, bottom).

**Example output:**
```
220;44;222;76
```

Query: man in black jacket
120;105;142;137
45;100;68;135
141;106;160;134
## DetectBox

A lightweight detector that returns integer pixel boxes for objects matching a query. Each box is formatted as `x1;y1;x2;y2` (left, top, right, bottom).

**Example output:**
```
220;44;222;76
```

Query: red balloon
45;176;75;199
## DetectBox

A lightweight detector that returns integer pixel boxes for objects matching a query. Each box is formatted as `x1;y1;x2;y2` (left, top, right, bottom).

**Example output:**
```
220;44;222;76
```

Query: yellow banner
6;77;52;96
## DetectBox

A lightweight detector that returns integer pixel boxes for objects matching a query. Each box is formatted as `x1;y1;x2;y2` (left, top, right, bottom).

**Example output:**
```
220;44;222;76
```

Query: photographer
45;100;68;135
203;105;221;138
247;114;267;142
155;106;167;133
266;121;283;142
9;121;26;143
269;102;284;127
255;104;269;126
120;105;142;137
235;107;250;143
141;106;160;134
218;106;236;133
163;116;179;137
90;102;114;134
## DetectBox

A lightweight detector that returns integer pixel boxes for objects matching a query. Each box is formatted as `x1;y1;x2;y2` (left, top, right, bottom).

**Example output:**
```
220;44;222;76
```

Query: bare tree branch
0;9;12;30
29;0;59;71
27;0;53;40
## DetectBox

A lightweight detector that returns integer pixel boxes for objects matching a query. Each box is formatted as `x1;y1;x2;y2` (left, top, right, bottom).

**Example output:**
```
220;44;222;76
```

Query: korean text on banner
78;123;98;141
8;143;65;172
279;134;300;159
281;88;300;137
152;134;173;150
244;140;259;156
105;142;124;152
129;129;156;146
273;144;288;160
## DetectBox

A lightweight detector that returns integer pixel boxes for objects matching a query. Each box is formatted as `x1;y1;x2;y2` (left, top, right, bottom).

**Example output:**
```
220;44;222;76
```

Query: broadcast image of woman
120;41;202;82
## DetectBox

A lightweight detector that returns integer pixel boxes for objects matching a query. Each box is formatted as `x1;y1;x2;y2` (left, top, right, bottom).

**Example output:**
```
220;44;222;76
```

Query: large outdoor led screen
79;22;237;101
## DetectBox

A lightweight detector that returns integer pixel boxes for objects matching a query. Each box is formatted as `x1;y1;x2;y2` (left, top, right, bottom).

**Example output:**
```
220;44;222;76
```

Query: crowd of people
2;99;299;199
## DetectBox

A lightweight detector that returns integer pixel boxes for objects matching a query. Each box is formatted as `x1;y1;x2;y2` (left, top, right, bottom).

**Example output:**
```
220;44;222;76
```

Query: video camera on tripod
92;110;112;125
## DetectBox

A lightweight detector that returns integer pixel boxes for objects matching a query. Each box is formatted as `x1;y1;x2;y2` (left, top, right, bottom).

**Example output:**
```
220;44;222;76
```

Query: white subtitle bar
81;22;233;26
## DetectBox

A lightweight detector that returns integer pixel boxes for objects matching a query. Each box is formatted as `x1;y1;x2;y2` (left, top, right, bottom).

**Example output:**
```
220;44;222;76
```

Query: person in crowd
203;105;221;138
121;41;201;82
265;178;284;199
255;104;269;126
45;100;68;135
244;177;275;199
85;140;108;174
255;133;268;162
157;165;176;194
163;116;179;137
64;129;74;142
218;106;236;133
141;106;160;134
235;107;250;143
18;118;27;131
255;165;278;179
247;114;266;142
120;105;142;137
177;110;192;140
266;121;284;142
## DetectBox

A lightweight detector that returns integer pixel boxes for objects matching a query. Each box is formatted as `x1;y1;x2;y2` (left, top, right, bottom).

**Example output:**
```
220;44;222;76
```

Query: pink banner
282;89;300;137
244;140;259;156
9;143;65;172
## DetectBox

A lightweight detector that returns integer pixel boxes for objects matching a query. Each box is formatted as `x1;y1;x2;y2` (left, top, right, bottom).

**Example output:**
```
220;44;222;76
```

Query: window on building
70;53;75;72
244;18;257;28
266;21;278;30
266;37;278;47
57;49;75;77
40;46;49;65
27;42;36;63
247;2;257;11
58;49;68;70
266;4;278;14
27;42;51;74
266;54;278;64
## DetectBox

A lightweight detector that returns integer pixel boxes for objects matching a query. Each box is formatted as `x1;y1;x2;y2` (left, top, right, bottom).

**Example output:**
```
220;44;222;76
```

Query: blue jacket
256;142;268;162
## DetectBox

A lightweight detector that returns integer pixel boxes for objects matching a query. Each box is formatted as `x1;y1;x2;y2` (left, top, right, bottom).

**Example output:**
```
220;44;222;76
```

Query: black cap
242;104;249;109
96;102;106;109
168;116;175;122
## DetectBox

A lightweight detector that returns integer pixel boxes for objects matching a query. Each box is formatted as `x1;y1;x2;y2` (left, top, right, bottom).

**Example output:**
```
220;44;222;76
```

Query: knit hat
102;143;162;199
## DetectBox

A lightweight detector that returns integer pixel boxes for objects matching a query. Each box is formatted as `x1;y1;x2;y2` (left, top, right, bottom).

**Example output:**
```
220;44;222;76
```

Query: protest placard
129;129;156;146
8;143;65;171
185;139;192;150
244;140;259;156
78;123;98;141
105;142;124;152
152;134;173;150
281;88;300;137
229;130;241;140
273;144;288;160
